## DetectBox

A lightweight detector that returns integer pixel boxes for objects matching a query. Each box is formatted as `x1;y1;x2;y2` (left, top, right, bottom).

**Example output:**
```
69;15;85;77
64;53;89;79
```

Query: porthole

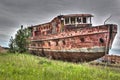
99;38;104;43
80;38;84;42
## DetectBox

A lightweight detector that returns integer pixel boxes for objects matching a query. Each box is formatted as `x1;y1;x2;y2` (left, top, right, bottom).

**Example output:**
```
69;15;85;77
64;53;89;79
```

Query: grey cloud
0;16;17;27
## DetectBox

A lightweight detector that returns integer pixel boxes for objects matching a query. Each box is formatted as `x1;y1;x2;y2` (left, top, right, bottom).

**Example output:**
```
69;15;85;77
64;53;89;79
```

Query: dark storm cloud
0;0;120;47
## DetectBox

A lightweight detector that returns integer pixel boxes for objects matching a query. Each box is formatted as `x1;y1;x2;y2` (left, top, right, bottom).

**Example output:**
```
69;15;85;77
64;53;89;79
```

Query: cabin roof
61;14;93;18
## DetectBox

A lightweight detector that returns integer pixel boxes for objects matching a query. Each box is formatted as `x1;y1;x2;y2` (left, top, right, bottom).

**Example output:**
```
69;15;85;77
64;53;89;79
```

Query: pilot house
30;14;93;37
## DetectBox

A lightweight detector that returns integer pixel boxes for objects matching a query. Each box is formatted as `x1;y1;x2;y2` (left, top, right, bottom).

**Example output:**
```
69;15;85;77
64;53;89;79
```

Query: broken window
77;17;81;23
83;17;86;23
35;31;39;36
71;17;75;24
65;18;69;24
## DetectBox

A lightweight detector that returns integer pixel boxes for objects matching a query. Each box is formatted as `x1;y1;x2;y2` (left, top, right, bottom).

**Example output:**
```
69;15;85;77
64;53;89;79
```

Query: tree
9;36;16;53
9;25;30;53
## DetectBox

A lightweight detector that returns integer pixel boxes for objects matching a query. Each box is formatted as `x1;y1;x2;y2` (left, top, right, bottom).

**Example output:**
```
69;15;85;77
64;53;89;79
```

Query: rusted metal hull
28;13;118;62
29;49;105;62
29;46;106;62
28;21;117;62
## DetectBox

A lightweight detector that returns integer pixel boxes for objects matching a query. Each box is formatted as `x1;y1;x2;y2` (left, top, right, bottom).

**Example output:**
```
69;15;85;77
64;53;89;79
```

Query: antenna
104;15;112;25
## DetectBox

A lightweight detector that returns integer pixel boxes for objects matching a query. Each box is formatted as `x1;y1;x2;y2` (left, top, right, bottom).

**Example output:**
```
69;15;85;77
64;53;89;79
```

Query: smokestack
109;34;120;56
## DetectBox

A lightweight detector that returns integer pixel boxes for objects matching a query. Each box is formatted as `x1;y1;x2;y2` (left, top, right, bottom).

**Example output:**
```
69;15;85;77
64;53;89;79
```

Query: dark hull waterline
30;50;105;62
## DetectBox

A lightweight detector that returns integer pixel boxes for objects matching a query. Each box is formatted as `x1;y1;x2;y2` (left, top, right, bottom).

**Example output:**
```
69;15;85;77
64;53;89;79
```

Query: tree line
9;25;31;53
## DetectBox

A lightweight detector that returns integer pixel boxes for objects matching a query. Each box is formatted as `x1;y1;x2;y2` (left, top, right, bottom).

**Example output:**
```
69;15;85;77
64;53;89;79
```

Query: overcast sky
0;0;120;48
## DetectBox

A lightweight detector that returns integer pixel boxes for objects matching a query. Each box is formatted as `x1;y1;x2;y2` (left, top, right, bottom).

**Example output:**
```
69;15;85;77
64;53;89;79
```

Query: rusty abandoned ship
28;14;117;62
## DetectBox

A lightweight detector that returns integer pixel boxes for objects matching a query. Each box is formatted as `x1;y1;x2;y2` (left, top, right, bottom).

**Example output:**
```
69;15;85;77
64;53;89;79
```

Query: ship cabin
29;14;93;37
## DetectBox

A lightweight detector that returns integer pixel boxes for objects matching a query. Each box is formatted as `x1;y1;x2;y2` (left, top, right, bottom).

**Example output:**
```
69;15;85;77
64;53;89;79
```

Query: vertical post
81;17;83;24
75;17;78;25
69;17;71;24
61;18;64;32
90;17;92;24
63;18;65;25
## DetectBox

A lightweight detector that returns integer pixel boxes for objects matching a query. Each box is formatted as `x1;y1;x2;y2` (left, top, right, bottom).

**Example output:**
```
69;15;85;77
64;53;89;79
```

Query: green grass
0;52;120;80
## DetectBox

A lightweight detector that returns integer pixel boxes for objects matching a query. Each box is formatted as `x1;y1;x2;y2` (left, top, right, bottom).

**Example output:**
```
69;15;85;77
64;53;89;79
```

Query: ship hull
29;24;117;62
29;46;106;62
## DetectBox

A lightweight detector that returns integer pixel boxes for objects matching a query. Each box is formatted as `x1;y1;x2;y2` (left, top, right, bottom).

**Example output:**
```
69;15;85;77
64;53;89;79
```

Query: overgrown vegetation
9;25;30;53
0;53;120;80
